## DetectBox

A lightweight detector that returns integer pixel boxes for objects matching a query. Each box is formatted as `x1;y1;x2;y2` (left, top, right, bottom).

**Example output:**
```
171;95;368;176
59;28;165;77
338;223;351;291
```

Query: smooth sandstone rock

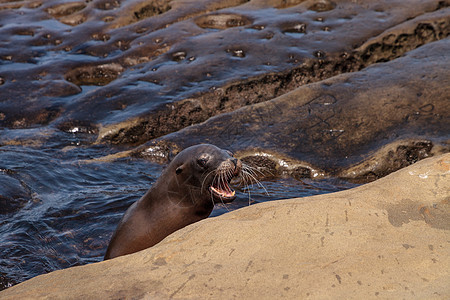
1;153;448;299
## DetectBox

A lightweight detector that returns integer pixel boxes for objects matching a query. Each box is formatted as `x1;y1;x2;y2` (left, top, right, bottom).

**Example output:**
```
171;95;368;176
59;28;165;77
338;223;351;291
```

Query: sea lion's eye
197;158;208;167
176;166;183;175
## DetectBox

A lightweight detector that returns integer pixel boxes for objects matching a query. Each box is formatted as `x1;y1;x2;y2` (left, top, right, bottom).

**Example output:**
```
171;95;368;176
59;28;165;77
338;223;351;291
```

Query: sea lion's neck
140;176;214;220
128;182;212;250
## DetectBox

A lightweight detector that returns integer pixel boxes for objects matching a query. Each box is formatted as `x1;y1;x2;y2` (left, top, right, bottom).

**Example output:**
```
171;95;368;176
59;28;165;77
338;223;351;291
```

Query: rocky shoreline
1;154;448;299
1;0;449;295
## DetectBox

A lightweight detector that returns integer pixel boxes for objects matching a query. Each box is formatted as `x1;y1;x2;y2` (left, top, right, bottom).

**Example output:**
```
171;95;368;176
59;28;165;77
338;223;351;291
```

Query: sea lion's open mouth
210;173;236;202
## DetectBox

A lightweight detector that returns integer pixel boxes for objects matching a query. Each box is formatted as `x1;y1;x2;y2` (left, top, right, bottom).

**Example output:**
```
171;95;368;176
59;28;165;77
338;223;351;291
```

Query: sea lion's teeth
211;186;235;198
210;186;221;194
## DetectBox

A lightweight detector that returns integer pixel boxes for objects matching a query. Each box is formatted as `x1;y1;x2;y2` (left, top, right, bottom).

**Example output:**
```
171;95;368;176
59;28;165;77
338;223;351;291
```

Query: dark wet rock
341;140;440;182
241;155;280;180
91;4;450;145
132;1;171;20
357;7;450;66
65;63;124;86
308;0;337;12
134;38;450;181
0;0;448;142
95;0;121;11
0;273;16;292
194;13;252;29
46;2;87;19
271;0;307;9
292;166;313;179
281;22;307;34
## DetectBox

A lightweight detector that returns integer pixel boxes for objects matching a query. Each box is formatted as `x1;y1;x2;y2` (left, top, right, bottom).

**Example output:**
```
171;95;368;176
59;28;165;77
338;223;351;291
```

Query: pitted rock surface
134;39;450;181
0;0;448;145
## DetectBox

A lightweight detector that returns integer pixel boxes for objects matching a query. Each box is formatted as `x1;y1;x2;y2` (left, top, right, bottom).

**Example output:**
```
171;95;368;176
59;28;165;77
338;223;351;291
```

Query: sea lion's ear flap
167;149;175;163
175;166;183;175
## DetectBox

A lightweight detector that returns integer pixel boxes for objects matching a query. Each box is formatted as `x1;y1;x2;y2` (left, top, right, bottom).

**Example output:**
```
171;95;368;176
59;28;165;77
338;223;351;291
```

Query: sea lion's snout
209;156;242;203
232;158;242;176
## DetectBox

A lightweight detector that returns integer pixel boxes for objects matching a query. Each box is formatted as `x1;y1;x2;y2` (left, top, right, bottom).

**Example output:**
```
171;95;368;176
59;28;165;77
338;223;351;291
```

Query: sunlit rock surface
1;154;448;299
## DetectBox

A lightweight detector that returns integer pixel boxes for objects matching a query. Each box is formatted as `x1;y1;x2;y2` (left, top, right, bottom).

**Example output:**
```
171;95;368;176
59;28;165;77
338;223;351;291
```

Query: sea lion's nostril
231;158;237;167
232;159;242;176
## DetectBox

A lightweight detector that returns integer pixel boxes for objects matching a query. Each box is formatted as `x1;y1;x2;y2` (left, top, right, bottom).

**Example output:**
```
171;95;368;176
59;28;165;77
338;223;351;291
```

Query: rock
1;153;448;299
0;0;448;144
135;38;450;181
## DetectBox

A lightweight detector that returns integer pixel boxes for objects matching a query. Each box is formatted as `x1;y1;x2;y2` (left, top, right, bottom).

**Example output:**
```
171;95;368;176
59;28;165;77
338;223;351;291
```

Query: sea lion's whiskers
242;164;272;180
243;173;252;206
218;171;224;190
201;169;216;192
227;168;233;181
213;170;230;211
239;166;269;207
218;194;231;212
242;163;271;177
239;169;254;205
224;174;230;193
208;169;221;207
209;190;216;207
241;164;269;190
188;187;197;205
243;169;269;196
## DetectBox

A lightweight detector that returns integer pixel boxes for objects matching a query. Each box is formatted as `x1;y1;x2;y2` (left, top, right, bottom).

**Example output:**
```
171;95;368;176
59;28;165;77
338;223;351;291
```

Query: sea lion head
170;144;242;204
103;144;243;260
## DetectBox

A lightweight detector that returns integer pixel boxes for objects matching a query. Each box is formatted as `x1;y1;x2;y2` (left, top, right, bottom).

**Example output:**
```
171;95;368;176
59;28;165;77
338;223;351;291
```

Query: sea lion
104;144;242;260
